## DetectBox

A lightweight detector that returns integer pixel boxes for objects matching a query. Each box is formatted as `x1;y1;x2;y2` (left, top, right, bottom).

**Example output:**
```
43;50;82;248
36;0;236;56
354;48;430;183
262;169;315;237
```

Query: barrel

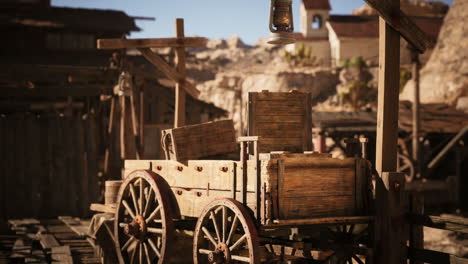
105;180;122;205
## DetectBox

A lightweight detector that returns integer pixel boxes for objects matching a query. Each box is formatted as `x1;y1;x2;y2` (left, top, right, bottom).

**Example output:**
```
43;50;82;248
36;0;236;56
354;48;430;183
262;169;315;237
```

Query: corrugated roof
0;6;140;33
302;0;331;10
328;15;443;40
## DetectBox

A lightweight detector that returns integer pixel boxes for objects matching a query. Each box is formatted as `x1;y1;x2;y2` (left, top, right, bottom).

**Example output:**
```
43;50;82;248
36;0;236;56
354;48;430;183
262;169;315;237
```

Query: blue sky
51;0;453;44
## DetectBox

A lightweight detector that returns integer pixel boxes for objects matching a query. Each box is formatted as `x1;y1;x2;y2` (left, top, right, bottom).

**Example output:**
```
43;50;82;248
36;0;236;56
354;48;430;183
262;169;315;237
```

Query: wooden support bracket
363;0;435;53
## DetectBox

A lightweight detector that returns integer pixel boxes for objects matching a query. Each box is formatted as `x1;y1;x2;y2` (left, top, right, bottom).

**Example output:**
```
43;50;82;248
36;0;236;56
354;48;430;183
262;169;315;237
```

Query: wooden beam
363;0;434;53
375;17;400;176
137;47;200;99
0;85;112;97
174;18;187;127
408;247;468;264
97;37;207;50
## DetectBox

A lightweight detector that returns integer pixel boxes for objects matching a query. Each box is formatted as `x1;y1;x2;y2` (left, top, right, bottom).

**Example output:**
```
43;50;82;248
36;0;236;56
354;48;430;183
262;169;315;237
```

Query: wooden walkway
2;218;100;264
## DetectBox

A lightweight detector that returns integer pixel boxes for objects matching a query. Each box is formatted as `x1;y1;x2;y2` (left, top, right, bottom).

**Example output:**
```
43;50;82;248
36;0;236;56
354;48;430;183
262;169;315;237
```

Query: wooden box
161;120;237;162
248;91;312;154
260;153;371;220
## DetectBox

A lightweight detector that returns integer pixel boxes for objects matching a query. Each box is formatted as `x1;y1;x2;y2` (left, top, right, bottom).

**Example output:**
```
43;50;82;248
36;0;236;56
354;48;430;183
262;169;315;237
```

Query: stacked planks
6;218;100;264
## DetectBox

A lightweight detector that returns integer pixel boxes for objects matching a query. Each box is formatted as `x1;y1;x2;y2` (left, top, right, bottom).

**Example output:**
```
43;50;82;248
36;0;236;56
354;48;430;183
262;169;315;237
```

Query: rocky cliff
401;0;468;112
184;36;339;134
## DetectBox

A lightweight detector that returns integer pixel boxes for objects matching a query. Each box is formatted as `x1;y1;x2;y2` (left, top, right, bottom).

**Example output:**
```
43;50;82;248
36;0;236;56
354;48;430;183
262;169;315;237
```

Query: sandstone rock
401;0;468;105
206;39;227;49
353;0;448;17
226;35;246;49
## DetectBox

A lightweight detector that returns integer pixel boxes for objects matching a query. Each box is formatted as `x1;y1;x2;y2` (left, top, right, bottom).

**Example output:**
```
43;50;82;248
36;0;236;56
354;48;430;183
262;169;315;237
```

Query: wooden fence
0;113;100;219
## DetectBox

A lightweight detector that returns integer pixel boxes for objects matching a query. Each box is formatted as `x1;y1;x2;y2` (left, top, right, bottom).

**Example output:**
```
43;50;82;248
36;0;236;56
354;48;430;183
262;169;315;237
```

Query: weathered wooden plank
50;245;73;264
137;47;200;99
279;195;356;219
1;85;111;97
97;36;207;49
39;234;60;250
408;214;468;234
58;216;89;238
268;216;374;227
162;120;237;162
90;203;116;214
408;247;468;264
10;237;32;259
175;18;187;127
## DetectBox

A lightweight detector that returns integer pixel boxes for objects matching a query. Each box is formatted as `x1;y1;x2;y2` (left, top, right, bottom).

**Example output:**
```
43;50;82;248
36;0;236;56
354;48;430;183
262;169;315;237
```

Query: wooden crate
248;91;312;154
260;153;371;220
161;119;237;162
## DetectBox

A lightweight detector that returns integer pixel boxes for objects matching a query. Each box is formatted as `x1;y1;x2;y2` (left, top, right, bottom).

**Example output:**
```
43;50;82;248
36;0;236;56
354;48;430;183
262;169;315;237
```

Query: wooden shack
0;1;227;219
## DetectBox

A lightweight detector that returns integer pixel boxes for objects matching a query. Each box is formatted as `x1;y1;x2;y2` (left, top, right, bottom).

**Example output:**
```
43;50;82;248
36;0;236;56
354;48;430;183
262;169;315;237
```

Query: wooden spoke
353;255;365;264
210;211;221;243
231;255;251;262
130;242;138;264
139;241;143;264
143;189;154;218
222;206;227;243
198;249;211;254
142;242;152;264
202;226;217;247
122;237;136;251
348;224;355;234
119;222;128;228
129;183;140;215
229;234;247;251
139;179;144;216
147;227;163;234
226;215;239;246
146;205;161;224
147;237;161;258
122;200;136;219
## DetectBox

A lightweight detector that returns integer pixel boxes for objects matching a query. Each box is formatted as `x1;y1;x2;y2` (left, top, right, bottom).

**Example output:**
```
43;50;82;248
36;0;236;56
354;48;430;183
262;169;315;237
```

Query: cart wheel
114;170;174;264
193;198;260;264
397;153;415;182
324;224;371;264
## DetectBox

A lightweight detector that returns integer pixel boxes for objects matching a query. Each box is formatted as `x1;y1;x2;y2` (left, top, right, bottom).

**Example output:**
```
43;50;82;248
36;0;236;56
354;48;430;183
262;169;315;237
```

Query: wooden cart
92;92;374;264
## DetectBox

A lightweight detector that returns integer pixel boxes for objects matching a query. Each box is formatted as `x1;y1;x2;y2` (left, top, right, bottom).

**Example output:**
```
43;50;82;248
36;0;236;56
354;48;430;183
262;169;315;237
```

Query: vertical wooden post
174;18;186;128
410;47;421;176
375;16;400;175
375;0;405;263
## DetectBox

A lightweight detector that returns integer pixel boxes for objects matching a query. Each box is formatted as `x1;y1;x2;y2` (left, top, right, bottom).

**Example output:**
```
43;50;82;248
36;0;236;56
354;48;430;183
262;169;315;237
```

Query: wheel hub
207;243;231;264
124;215;147;240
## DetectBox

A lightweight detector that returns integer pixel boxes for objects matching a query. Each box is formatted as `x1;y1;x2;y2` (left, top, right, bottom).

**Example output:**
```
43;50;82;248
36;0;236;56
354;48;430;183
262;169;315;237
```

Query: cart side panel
264;155;361;219
124;159;258;218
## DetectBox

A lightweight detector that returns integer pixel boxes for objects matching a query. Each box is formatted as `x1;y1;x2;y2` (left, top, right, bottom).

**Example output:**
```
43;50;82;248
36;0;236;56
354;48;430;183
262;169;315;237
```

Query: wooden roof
328;15;443;41
0;6;140;33
313;101;468;135
302;0;331;10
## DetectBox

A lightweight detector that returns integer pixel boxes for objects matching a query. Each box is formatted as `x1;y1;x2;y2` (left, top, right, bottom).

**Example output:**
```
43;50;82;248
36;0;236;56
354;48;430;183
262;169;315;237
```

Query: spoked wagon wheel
324;223;371;264
397;153;415;183
114;170;174;264
193;198;260;264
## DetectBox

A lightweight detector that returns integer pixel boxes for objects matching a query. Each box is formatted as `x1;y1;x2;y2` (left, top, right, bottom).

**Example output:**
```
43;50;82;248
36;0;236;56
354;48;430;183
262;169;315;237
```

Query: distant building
293;0;444;67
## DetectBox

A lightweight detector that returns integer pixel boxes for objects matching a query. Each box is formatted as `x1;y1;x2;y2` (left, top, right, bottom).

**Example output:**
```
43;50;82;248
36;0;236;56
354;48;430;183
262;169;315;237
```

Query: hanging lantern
268;0;295;45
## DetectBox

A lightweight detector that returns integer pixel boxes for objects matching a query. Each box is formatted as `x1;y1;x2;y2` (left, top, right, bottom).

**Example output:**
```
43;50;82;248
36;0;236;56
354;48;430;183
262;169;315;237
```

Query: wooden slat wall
248;91;312;154
0;114;100;219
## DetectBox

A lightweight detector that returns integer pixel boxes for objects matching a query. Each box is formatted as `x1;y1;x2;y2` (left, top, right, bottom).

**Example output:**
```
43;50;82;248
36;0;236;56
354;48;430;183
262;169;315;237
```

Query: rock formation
401;0;468;112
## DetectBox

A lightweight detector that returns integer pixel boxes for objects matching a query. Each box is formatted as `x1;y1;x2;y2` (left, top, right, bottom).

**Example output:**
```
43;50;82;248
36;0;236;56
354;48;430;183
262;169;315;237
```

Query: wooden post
375;16;400;175
375;0;404;263
174;18;186;127
410;47;421;177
